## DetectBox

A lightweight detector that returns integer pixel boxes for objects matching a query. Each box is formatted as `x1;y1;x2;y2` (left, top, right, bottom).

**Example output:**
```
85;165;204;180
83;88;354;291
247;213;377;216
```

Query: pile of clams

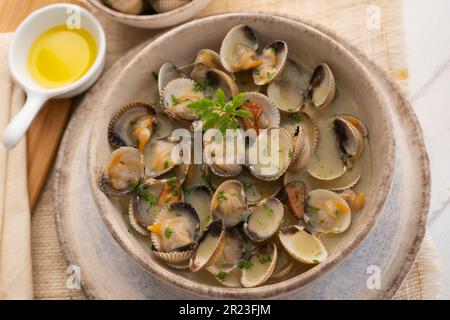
99;24;368;288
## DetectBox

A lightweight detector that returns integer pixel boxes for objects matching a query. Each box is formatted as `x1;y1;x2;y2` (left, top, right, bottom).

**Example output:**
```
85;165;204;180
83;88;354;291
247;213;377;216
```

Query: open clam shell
244;198;284;242
307;63;336;110
247;127;293;181
240;243;278;288
204;68;239;100
338;114;369;138
160;78;204;121
149;202;199;253
190;219;226;272
99;147;145;197
304;189;351;234
234;70;262;93
267;59;309;113
289;126;311;171
107;102;157;152
239;92;281;134
279;225;328;264
152;249;193;264
158;62;187;95
190;49;227;82
253;40;288;86
184;186;213;233
284;180;306;219
211;180;248;227
143;139;178;178
220;24;260;73
334;117;365;163
280;112;320;152
210;167;282;206
270;244;296;280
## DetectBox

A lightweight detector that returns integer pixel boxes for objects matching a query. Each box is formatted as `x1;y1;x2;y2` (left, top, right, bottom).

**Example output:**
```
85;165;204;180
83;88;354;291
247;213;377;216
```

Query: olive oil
28;25;97;89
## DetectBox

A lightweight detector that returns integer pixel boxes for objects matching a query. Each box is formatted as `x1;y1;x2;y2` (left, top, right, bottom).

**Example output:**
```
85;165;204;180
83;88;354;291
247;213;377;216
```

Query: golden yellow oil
28;25;97;89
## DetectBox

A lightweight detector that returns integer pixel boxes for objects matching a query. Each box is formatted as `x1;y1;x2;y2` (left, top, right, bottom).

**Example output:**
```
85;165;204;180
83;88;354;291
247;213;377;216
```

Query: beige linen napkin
0;33;33;300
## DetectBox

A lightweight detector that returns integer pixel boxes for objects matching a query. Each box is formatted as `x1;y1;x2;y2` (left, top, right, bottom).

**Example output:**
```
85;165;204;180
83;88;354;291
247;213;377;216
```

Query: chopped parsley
263;204;274;216
257;255;272;264
129;180;140;192
292;113;302;124
237;260;253;270
242;181;253;191
217;271;228;281
166;177;178;186
163;160;170;169
129;119;138;126
171;94;181;105
312;259;320;264
288;149;293;159
138;188;157;205
307;204;321;212
171;188;180;196
217;191;228;202
164;227;173;239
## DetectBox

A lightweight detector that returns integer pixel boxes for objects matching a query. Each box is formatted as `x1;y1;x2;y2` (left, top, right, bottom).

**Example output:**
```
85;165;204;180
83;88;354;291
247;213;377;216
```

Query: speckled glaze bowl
87;13;395;299
87;0;212;29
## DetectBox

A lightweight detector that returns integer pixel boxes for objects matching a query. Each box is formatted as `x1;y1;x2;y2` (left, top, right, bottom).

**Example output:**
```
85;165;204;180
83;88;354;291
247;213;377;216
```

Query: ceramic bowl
87;0;212;29
88;13;395;299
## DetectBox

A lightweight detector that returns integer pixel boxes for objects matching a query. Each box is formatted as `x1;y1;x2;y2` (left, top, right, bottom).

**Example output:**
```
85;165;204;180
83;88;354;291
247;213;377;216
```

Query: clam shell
143;139;178;178
280;112;319;152
247;127;293;181
107;102;157;151
98;147;145;197
253;40;288;86
240;243;278;288
160;78;204;121
338;114;369;138
190;220;226;272
205;68;239;99
211;180;248;227
149;0;189;13
304;189;351;234
334;117;365;161
243;198;284;242
158;63;187;95
289;126;310;170
267;59;309;113
220;24;259;73
307;63;336;110
211;267;242;287
271;260;295;280
150;202;199;252
279;225;328;264
184;186;213;233
241;92;281;131
190;49;227;82
152;250;193;264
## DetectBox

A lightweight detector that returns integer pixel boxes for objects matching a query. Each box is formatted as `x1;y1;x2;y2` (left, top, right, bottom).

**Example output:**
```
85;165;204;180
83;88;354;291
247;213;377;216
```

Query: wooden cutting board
0;0;85;209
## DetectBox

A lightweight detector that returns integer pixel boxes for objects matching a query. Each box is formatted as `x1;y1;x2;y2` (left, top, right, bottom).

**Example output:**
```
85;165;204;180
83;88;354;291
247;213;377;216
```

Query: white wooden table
402;0;450;299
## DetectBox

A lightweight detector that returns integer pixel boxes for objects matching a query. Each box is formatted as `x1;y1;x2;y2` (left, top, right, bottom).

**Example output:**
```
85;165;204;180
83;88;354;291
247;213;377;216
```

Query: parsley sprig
187;88;251;134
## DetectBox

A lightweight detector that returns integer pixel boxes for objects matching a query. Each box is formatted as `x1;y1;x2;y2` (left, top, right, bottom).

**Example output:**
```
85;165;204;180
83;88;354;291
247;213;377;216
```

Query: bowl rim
87;12;396;299
87;0;209;21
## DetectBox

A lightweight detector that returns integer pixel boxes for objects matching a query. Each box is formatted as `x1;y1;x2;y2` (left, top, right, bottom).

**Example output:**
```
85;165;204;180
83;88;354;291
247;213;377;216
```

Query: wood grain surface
0;0;84;210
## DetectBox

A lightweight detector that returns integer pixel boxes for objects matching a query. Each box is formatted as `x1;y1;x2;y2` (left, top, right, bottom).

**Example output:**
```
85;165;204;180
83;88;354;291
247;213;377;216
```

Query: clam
207;228;244;287
190;49;225;82
248;127;293;181
338;114;369;138
280;112;320;152
307;63;336;110
234;70;261;93
267;60;309;113
143;139;178;178
203;131;244;178
160;78;204;121
184;164;211;190
99;147;145;197
210;167;282;205
334;117;365;164
220;24;261;73
289;126;311;171
108;102;157;152
253;40;288;86
340;189;365;211
240;243;277;288
190;220;226;272
239;92;280;135
158;62;187;95
148;202;199;253
150;0;189;13
304;189;351;234
152;250;192;264
104;0;144;14
284;181;306;219
271;244;296;280
244;198;284;242
279;225;328;264
203;68;239;100
128;178;183;235
211;180;248;227
158;163;190;185
184;186;213;233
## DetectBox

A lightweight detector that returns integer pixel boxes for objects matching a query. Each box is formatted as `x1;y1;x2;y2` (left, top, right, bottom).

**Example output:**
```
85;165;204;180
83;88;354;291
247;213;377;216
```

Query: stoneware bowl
87;13;396;299
87;0;212;29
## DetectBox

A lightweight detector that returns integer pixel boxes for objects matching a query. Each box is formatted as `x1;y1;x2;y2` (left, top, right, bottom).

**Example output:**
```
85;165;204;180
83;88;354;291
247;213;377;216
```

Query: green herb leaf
138;188;157;205
218;191;228;202
257;255;272;264
307;204;321;212
129;180;140;192
164;227;173;239
237;260;253;270
217;271;228;281
263;203;274;216
171;94;181;105
312;259;320;264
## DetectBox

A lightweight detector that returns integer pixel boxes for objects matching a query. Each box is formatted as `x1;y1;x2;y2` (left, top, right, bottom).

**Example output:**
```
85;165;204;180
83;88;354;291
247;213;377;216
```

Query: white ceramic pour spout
2;4;106;149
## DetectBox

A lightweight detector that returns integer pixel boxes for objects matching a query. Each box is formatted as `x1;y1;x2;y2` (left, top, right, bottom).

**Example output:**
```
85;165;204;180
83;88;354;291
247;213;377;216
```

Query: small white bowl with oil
2;3;106;149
